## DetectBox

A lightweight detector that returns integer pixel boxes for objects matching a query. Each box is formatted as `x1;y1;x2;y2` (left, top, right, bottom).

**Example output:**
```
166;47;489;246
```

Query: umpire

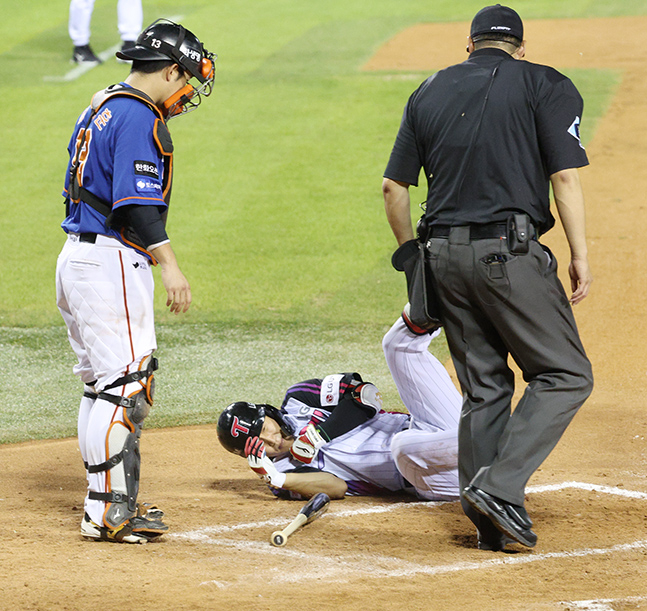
382;4;593;551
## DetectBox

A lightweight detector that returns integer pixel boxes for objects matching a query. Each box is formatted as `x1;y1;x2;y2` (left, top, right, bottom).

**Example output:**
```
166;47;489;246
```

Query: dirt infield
2;16;647;611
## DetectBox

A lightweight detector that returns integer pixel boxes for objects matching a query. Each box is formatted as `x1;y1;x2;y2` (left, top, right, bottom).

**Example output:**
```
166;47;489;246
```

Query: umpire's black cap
470;4;523;42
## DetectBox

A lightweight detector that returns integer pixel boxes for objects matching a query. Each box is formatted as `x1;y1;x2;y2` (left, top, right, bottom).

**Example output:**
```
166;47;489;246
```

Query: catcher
217;311;461;502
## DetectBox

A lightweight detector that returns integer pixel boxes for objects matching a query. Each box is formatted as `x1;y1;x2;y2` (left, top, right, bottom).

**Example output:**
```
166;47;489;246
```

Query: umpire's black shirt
384;48;589;236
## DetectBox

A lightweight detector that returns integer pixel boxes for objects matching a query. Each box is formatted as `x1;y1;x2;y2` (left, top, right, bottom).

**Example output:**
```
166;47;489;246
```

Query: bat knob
271;531;286;547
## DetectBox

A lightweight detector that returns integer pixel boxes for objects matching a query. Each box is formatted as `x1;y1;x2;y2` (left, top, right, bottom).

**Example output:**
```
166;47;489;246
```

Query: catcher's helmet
217;402;295;457
116;19;216;118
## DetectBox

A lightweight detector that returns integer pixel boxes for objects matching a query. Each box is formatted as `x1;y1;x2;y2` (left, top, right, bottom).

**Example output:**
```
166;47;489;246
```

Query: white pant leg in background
69;0;95;46
56;234;156;525
383;317;462;500
117;0;143;42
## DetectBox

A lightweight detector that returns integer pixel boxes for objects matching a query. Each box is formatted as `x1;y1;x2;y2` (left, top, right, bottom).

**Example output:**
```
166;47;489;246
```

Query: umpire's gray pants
426;228;593;539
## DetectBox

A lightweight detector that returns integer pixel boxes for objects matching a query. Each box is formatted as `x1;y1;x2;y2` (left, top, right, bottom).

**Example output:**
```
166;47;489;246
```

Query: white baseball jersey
275;394;411;495
273;317;462;501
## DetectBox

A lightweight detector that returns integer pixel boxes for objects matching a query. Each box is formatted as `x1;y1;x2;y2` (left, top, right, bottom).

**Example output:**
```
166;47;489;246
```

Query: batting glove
289;423;327;465
245;437;287;489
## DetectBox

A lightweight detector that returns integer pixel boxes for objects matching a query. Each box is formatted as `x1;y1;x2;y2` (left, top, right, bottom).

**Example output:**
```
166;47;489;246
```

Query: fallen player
217;311;462;502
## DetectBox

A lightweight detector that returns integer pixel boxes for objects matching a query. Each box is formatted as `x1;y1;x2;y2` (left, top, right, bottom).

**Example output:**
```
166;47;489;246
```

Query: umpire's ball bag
392;239;442;331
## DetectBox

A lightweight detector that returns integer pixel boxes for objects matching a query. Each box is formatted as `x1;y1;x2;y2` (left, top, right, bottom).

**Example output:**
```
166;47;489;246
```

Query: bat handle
270;514;308;547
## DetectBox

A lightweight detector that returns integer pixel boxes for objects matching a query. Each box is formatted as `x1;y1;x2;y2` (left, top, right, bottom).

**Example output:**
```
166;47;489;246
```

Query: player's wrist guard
245;437;287;489
290;423;327;465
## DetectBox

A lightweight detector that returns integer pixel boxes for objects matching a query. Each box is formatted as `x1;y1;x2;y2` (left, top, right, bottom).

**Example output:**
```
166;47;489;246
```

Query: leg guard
87;355;157;529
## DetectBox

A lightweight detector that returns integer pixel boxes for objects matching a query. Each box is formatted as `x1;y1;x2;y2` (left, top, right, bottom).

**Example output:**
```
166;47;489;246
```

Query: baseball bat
270;492;331;547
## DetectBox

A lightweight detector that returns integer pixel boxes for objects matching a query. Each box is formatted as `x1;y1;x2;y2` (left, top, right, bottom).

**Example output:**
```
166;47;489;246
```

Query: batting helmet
217;402;295;457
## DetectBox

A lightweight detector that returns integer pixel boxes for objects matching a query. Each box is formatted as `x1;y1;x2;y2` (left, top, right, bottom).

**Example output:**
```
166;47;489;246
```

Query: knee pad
98;354;158;420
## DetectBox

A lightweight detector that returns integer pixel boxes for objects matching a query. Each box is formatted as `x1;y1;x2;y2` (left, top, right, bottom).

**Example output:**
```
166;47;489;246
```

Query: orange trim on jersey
113;195;166;207
153;125;172;158
162;155;173;201
119;228;159;266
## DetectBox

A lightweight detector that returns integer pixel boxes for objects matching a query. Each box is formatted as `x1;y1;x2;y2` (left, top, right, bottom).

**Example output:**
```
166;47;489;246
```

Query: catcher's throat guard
162;53;215;118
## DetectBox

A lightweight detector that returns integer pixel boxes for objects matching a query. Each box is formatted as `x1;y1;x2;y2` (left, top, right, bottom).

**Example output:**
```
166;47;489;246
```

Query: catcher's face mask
163;53;216;119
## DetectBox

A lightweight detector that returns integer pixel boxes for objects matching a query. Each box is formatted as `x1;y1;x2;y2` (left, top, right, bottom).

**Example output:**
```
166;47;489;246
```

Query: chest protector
66;84;174;254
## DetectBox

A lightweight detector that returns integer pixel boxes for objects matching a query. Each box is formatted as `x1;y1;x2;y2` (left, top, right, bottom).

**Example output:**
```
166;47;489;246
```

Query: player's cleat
137;502;164;521
81;511;168;544
117;40;136;63
71;45;103;65
120;40;137;53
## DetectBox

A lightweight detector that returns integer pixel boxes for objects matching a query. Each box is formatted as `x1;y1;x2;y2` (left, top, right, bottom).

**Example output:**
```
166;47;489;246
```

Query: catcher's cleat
137;502;165;521
81;512;168;544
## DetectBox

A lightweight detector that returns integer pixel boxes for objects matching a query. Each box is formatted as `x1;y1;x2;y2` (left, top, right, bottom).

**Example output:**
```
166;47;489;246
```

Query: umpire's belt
427;223;508;240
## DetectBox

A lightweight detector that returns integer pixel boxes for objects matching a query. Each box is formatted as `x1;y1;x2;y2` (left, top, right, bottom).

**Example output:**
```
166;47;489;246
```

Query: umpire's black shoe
463;486;537;548
477;532;515;552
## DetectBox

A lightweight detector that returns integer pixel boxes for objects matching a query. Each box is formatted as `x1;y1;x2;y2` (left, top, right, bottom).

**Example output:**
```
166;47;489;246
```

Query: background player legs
117;0;143;46
69;0;95;47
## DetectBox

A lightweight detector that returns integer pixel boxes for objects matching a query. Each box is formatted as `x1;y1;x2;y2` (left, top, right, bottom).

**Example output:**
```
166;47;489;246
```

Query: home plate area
170;481;647;593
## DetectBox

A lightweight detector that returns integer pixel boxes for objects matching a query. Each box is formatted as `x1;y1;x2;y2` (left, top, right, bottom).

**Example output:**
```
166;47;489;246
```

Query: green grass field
0;0;635;443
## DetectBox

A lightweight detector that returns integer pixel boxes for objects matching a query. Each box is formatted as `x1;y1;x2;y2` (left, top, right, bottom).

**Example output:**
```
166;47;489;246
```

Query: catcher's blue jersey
61;84;167;239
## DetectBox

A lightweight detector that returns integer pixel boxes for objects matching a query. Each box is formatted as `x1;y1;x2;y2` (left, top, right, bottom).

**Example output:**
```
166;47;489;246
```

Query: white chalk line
191;538;647;588
172;481;647;541
43;44;120;82
43;15;184;83
171;481;647;588
563;595;647;610
528;480;647;500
